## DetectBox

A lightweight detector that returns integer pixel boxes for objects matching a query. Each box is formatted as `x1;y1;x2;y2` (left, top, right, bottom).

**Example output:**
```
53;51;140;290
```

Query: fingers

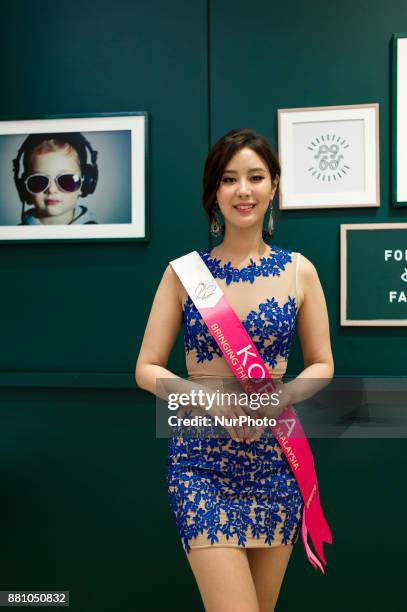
218;405;251;443
228;407;268;443
228;423;267;443
229;417;246;443
246;424;267;443
230;405;251;442
211;405;269;444
228;422;241;443
212;407;242;443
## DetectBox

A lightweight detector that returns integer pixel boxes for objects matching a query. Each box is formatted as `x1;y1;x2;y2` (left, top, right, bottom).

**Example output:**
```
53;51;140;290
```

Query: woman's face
216;147;277;233
27;150;82;221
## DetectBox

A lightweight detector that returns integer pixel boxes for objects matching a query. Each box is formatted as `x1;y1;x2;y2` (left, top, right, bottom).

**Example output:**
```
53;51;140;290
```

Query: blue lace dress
166;246;304;553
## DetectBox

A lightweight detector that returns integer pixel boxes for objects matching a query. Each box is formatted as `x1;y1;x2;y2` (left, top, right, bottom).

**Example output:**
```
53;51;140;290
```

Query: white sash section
170;251;223;309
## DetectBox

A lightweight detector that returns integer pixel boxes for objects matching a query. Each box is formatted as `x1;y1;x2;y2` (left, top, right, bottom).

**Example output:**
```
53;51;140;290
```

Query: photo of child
13;132;99;225
0;114;146;240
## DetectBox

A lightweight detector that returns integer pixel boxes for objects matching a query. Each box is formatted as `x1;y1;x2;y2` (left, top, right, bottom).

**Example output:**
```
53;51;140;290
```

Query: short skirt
166;433;303;553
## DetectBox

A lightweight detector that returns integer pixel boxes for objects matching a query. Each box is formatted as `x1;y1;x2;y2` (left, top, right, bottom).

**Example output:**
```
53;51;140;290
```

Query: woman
136;128;333;611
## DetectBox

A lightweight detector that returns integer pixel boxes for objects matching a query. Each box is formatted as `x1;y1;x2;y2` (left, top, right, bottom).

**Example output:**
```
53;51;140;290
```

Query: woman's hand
238;382;292;442
197;385;255;443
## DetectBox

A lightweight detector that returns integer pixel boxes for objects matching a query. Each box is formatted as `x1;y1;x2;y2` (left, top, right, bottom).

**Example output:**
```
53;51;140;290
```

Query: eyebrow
223;167;266;173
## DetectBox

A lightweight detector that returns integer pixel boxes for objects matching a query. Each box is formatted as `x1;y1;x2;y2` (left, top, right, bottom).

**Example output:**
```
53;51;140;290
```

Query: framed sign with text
341;223;407;326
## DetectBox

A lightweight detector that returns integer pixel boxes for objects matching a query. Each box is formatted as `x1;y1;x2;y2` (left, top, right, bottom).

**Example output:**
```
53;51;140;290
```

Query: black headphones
13;132;99;221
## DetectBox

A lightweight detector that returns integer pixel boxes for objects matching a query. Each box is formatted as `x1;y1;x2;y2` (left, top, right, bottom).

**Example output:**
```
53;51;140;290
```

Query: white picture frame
392;33;407;207
278;103;380;209
0;112;149;241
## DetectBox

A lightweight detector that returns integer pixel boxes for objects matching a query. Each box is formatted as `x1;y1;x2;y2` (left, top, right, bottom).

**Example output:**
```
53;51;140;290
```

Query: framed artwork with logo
0;112;149;242
278;103;380;209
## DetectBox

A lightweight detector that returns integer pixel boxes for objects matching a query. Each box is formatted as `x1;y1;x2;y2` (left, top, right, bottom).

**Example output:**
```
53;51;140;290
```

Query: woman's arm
135;264;194;399
135;264;251;441
296;254;334;378
135;265;182;392
277;254;334;408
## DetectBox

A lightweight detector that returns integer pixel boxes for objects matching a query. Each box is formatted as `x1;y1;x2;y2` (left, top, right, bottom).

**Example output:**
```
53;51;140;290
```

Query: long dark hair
203;128;281;240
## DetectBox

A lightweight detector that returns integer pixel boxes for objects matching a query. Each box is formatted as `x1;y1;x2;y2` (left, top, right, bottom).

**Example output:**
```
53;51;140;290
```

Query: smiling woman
214;147;278;241
203;129;281;244
136;128;334;611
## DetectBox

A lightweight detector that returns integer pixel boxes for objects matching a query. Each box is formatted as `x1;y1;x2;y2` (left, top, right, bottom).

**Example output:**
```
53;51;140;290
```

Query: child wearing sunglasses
15;133;98;225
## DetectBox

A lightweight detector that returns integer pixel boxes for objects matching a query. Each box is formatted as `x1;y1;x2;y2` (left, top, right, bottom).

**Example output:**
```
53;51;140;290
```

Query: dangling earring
210;202;224;236
267;201;274;236
211;218;222;236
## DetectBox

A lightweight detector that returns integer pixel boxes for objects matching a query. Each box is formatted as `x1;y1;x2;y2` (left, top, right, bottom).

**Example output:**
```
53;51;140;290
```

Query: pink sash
171;251;332;573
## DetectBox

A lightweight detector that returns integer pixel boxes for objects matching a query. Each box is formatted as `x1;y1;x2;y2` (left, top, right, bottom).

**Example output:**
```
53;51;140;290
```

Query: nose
45;178;59;194
236;179;251;197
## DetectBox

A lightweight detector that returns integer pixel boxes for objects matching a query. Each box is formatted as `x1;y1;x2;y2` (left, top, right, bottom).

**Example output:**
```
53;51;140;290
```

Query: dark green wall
1;1;407;611
211;0;407;377
0;0;208;384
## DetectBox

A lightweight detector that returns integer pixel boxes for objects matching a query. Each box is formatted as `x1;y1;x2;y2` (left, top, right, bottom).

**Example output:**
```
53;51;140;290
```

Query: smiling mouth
234;204;256;210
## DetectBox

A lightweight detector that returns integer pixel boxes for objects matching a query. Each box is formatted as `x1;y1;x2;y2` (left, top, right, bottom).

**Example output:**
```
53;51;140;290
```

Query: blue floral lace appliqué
182;246;297;365
243;296;297;368
183;295;297;367
199;246;292;286
166;435;303;552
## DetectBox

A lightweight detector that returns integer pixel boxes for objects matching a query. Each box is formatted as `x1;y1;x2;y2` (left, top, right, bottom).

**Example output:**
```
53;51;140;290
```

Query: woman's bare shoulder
298;253;318;278
164;250;204;302
296;253;320;307
160;263;185;304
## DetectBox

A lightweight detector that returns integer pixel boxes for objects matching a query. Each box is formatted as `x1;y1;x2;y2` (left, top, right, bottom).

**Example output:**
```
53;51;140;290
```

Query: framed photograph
341;223;407;326
0;112;149;241
278;103;380;209
392;33;407;206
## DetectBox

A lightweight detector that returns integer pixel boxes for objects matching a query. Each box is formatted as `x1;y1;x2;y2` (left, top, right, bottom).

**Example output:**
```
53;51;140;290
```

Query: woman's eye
221;175;264;183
